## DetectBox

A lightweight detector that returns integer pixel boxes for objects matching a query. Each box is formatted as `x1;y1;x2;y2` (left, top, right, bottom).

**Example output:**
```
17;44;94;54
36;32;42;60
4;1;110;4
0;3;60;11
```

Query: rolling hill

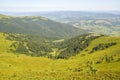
0;14;84;39
29;11;120;36
0;32;120;80
1;11;120;36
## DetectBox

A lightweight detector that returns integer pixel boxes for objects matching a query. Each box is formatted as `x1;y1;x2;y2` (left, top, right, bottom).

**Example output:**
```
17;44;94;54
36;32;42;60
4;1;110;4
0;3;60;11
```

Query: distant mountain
35;11;120;36
2;11;119;36
0;14;84;39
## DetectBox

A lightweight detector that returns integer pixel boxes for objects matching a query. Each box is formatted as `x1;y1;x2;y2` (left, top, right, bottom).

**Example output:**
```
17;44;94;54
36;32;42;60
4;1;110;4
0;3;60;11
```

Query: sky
0;0;120;12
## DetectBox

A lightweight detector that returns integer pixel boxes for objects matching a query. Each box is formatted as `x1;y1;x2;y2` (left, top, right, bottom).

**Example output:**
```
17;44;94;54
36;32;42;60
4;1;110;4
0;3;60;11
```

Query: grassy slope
54;37;120;69
69;36;120;71
0;33;120;80
0;32;13;52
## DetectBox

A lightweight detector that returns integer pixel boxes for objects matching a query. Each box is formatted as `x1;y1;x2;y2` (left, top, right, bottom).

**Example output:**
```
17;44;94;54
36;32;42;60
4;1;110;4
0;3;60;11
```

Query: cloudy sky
0;0;120;12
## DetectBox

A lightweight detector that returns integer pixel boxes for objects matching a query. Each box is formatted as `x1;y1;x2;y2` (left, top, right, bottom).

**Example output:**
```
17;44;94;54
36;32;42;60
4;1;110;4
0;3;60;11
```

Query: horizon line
0;10;120;13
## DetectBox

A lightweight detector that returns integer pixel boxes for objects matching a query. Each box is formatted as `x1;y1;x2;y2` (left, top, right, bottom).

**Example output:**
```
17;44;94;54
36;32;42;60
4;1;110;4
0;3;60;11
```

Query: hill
0;32;120;80
0;14;83;39
54;34;102;59
1;11;120;36
34;11;120;36
0;32;102;58
0;32;55;57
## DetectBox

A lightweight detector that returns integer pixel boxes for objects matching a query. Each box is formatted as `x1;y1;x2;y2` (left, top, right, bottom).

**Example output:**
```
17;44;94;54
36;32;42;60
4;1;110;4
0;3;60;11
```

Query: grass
0;33;14;52
0;33;120;80
53;39;64;43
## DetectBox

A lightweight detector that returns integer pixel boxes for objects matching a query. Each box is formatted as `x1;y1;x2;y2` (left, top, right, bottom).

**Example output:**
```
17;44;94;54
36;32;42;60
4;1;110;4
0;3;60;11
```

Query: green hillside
0;32;120;80
2;32;55;57
0;14;83;39
0;32;102;58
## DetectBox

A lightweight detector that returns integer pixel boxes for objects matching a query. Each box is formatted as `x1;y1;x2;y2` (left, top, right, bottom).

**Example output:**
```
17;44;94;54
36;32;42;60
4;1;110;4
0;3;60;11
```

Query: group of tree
56;34;101;59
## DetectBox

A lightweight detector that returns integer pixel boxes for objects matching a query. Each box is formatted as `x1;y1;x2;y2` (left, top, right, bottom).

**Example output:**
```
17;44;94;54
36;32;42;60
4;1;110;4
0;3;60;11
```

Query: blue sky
0;0;120;12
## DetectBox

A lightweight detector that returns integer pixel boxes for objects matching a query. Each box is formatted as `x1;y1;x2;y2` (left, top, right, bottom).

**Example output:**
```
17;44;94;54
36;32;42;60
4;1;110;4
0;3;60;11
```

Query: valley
0;13;120;80
0;32;120;80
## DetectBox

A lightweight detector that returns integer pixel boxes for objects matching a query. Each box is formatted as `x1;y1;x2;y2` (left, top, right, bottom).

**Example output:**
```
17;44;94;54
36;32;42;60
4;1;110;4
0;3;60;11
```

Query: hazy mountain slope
1;11;120;36
30;11;120;36
0;14;83;39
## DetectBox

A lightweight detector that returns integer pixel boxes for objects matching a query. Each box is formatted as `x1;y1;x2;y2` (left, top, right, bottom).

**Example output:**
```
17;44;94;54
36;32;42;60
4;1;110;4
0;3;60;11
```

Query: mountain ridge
0;14;84;39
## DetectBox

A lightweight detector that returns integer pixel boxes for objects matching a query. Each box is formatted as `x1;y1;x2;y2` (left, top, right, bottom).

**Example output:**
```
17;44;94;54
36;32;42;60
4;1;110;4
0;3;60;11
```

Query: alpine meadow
0;0;120;80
